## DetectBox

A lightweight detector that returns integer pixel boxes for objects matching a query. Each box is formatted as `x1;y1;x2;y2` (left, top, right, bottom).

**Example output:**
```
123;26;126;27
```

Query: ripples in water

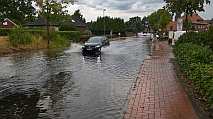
0;37;150;119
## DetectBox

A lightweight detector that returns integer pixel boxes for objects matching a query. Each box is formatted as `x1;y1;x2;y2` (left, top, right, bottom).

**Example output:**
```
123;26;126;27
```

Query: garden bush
176;28;213;50
9;28;33;46
188;63;213;105
25;29;46;36
8;28;81;48
0;28;11;36
174;43;213;107
59;25;77;31
57;31;81;42
49;32;70;48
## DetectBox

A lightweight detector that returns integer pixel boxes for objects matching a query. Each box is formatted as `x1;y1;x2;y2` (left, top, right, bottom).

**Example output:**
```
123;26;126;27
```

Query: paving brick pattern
124;41;198;119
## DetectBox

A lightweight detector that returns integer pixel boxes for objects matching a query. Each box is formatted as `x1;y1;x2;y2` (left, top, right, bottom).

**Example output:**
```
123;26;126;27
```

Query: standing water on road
0;37;150;119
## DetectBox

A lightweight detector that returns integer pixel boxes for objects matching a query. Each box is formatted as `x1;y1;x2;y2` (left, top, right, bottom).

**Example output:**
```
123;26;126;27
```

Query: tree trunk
185;4;189;32
46;1;50;48
175;12;181;21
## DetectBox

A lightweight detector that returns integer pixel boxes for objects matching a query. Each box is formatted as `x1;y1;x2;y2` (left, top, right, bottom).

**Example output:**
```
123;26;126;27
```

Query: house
166;13;209;32
205;19;213;27
0;18;18;28
25;17;59;31
25;16;88;32
181;13;209;31
166;21;177;31
61;17;88;32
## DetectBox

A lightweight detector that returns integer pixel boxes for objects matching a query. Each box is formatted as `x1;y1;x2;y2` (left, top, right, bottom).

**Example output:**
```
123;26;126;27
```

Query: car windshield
87;37;103;43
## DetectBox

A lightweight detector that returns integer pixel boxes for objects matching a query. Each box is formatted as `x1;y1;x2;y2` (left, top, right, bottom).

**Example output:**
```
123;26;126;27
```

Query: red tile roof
166;21;177;31
181;13;204;22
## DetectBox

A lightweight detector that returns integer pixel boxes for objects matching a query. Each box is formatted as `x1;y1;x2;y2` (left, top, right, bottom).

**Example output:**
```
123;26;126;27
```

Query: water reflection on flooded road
0;37;150;119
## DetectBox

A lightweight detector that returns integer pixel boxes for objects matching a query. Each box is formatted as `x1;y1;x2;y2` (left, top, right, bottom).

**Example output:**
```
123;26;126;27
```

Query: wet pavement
0;37;150;119
124;41;198;119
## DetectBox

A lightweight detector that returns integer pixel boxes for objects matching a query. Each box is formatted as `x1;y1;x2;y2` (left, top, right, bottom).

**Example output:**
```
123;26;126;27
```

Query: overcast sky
66;0;213;22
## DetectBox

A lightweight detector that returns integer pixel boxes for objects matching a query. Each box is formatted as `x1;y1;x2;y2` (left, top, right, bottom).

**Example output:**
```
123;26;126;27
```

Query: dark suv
82;36;110;55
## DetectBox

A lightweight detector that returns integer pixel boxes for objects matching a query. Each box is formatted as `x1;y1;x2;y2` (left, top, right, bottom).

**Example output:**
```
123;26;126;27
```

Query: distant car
82;36;110;55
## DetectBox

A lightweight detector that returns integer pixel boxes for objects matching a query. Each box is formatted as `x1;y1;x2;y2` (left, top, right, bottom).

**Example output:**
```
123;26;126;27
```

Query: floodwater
0;37;150;119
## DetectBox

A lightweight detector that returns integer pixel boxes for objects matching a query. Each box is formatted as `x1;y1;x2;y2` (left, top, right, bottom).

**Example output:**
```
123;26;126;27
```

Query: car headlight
96;45;101;48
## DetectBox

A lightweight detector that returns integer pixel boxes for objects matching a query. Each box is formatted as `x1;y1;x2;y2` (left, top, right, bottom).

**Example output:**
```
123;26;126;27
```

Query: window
3;21;8;26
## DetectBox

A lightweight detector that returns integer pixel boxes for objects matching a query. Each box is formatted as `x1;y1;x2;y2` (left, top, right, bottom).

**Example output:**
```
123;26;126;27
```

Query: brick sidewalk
123;41;198;119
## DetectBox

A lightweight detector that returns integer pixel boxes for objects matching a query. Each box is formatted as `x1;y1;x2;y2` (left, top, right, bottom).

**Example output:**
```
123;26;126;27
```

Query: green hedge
176;28;213;50
174;43;213;106
25;29;46;36
57;31;81;42
7;28;82;47
188;63;213;105
49;32;70;48
0;28;11;36
59;25;77;31
9;28;33;46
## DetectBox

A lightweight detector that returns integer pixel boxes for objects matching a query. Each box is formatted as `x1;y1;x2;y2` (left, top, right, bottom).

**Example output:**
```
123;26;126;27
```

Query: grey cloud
77;0;164;11
71;0;212;21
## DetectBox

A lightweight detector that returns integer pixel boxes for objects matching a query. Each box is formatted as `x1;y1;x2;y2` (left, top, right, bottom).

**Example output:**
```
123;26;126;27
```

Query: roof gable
25;17;59;26
4;18;18;26
181;13;204;22
62;17;87;27
0;18;18;28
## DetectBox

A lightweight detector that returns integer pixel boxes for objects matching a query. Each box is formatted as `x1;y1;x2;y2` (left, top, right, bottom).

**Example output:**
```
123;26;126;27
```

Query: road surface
0;37;150;119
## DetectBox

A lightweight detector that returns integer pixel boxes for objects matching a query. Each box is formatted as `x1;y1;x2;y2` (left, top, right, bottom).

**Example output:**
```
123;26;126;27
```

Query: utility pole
103;9;106;36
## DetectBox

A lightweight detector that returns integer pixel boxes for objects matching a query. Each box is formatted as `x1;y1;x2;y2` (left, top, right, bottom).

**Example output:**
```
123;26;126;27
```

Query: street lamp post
103;9;106;36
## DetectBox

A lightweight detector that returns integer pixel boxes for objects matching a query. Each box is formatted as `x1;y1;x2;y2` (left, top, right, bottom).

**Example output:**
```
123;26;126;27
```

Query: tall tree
165;0;210;15
35;0;76;46
0;0;36;24
36;0;72;22
72;10;86;23
164;0;210;30
126;16;144;34
147;9;172;32
89;17;126;35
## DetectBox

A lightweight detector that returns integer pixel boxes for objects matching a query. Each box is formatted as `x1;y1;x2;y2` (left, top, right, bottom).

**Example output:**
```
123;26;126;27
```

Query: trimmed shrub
59;25;77;31
57;31;81;42
188;63;213;105
9;28;33;46
176;29;213;50
0;28;11;36
25;29;46;36
49;32;70;48
174;43;213;106
8;28;81;48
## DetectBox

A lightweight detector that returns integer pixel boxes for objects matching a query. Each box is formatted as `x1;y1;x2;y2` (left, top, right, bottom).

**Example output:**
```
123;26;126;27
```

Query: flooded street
0;37;150;119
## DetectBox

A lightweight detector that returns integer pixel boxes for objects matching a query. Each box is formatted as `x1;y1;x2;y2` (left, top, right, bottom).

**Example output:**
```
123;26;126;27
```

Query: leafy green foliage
72;10;86;23
164;0;210;30
89;16;126;35
147;9;172;32
0;28;11;36
183;20;194;30
126;16;145;33
176;29;213;50
9;28;33;46
57;31;81;42
174;36;213;106
0;0;36;24
174;43;212;68
164;0;210;15
59;25;77;31
8;28;81;48
49;32;70;48
36;0;75;23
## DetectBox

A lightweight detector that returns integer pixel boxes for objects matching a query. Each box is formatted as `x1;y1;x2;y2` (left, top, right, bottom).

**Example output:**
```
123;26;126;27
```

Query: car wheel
82;50;86;55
